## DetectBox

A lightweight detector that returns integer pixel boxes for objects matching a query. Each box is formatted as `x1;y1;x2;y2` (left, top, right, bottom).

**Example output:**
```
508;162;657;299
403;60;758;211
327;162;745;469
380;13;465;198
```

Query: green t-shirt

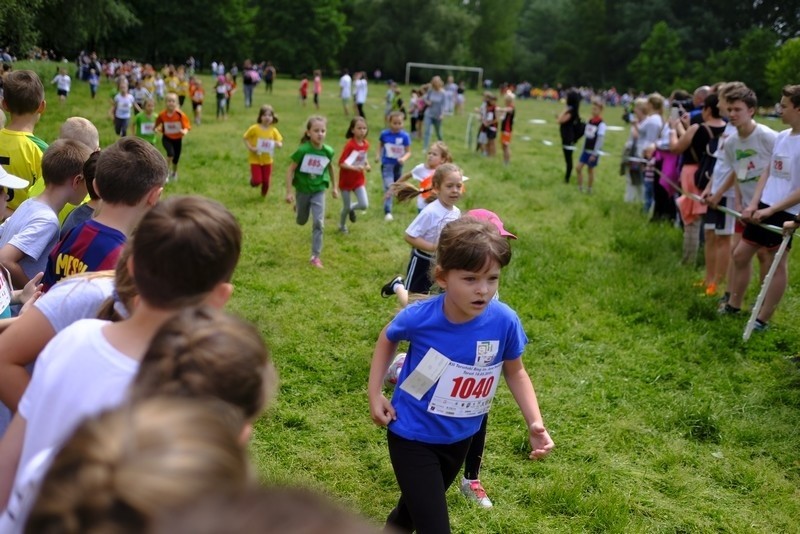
135;112;157;145
289;142;335;194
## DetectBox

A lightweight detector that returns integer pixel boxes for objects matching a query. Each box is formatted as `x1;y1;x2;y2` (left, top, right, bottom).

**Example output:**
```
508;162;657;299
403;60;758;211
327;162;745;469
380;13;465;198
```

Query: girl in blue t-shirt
368;216;554;533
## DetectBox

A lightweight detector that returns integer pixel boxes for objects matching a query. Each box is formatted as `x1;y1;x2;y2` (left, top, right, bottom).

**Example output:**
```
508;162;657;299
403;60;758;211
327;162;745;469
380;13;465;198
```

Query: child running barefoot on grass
337;117;370;234
381;164;463;307
243;105;283;198
369;216;554;533
391;141;453;213
286;116;338;268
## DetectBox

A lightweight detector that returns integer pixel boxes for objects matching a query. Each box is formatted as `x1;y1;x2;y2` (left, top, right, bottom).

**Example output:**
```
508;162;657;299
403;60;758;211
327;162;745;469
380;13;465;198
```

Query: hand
370;394;396;426
365;163;372;173
331;188;339;199
528;422;554;460
589;155;597;163
752;208;771;223
285;193;295;204
705;193;719;208
740;206;756;223
20;272;44;305
783;220;799;235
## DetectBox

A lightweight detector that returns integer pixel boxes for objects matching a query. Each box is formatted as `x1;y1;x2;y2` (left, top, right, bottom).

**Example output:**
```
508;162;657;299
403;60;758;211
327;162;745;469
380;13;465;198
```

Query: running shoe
460;478;493;509
310;256;324;268
383;353;406;387
381;276;403;298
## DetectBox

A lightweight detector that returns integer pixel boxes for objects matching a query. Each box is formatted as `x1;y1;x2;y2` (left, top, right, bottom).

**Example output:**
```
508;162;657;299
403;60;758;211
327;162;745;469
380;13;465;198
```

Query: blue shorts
579;150;600;168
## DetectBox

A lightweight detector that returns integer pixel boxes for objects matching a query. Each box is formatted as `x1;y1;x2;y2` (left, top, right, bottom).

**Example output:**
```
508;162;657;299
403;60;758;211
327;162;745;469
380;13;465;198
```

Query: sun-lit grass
15;60;800;533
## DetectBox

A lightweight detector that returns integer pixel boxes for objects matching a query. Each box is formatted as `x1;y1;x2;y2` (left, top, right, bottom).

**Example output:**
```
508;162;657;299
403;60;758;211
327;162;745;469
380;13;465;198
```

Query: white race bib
428;361;503;418
257;139;275;156
585;123;598;139
164;122;182;135
772;155;791;180
300;154;330;176
345;150;367;167
385;143;406;160
140;122;155;135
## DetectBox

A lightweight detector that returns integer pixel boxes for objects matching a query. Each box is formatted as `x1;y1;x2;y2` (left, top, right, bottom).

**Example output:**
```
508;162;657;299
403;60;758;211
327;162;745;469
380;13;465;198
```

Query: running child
391;141;452;213
50;68;70;103
155;93;191;182
215;75;228;120
299;75;309;107
575;96;607;193
499;92;516;166
313;70;322;110
377;111;411;221
190;78;204;125
480;93;498;157
135;99;157;146
285;116;338;268
111;79;138;137
380;163;463;307
337;116;370;234
243;105;283;197
368;216;554;533
88;69;99;99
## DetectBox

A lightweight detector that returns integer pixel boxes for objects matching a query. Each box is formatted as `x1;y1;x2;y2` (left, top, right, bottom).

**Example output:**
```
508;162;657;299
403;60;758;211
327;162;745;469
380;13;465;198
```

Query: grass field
13;61;800;533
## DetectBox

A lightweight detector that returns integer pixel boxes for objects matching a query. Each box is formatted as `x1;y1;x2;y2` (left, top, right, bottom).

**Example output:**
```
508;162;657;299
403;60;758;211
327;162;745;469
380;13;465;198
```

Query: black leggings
162;136;183;165
387;431;472;534
463;414;488;480
563;147;574;183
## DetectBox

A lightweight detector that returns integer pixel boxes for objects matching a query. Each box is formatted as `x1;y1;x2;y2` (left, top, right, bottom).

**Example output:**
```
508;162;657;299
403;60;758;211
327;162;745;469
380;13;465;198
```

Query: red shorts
501;131;512;145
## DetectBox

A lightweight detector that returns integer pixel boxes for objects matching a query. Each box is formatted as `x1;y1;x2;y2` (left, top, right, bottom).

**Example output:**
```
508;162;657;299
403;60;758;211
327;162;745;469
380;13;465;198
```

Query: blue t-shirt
378;129;410;165
386;294;528;444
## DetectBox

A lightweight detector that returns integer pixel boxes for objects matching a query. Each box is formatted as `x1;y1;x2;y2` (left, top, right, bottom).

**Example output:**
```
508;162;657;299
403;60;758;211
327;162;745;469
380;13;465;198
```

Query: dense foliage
3;0;799;98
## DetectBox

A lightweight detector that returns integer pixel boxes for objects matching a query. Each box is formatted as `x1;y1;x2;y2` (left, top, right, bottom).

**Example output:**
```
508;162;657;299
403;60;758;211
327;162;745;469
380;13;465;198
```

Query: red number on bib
450;376;494;399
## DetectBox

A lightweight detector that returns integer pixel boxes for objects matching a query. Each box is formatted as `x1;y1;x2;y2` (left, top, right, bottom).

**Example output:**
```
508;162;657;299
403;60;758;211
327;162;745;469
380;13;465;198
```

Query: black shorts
703;197;735;235
192;100;202;110
485;128;497;140
405;248;434;294
57;89;68;97
742;202;794;249
162;136;183;165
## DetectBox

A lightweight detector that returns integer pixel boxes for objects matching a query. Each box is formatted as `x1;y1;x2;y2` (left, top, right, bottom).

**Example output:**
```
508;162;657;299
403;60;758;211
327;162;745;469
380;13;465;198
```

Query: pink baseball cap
467;209;517;239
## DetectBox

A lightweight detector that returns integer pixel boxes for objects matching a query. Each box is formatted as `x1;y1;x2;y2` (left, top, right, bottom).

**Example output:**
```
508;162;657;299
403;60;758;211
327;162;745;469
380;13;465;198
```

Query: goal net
404;62;484;90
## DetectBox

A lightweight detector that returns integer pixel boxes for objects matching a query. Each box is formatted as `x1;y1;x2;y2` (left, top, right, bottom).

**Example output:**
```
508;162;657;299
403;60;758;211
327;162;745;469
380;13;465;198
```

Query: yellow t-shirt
243;124;283;165
0;128;47;212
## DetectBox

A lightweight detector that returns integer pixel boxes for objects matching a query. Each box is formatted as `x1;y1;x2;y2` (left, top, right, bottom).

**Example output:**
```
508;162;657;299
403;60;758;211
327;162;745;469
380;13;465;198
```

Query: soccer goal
404;62;484;90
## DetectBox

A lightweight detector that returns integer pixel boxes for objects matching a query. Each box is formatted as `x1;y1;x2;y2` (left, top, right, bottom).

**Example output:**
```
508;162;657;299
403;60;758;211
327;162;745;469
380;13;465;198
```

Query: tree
253;0;350;76
464;0;523;79
628;22;685;94
702;27;778;101
0;0;45;56
37;0;138;57
766;38;800;101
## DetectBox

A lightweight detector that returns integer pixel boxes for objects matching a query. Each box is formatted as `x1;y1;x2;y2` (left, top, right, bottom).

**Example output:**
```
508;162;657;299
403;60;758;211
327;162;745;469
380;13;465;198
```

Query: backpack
573;118;586;142
693;124;720;191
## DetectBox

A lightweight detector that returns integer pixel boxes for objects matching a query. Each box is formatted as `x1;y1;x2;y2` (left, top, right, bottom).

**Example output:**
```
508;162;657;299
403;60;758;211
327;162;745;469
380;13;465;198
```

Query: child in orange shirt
190;79;205;125
155;93;191;182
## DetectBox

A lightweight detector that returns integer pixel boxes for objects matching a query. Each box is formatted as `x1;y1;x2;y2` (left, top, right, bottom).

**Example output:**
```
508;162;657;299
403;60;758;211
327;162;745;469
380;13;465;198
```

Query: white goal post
405;62;483;89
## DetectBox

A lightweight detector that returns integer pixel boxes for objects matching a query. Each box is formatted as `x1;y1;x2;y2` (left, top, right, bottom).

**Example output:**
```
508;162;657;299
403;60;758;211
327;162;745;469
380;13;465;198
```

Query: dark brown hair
82;150;100;201
130;306;277;420
395;163;461;204
782;85;800;109
723;85;757;110
94;137;168;205
130;196;241;309
435;217;512;274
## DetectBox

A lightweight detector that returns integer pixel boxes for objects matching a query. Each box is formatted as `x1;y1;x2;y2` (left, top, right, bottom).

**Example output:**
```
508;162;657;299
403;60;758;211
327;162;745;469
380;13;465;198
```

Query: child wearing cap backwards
383;208;518;511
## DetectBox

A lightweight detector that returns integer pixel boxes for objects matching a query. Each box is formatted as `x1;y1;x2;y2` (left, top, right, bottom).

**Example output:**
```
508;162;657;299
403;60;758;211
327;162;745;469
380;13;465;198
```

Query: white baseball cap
0;166;29;190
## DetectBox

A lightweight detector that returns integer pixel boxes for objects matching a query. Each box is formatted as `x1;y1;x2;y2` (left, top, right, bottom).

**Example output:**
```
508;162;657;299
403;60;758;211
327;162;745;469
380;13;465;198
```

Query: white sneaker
460;478;493;509
383;353;406;387
384;213;394;222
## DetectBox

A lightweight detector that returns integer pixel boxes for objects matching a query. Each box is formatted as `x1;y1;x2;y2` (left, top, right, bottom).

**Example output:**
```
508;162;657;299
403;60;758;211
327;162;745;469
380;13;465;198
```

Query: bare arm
368;326;398;426
503;357;554;460
404;234;436;254
285;161;297;204
0;306;55;411
0;244;30;288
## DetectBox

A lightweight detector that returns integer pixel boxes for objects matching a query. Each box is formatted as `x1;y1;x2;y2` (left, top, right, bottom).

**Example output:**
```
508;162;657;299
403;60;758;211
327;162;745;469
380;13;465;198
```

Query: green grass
14;61;800;533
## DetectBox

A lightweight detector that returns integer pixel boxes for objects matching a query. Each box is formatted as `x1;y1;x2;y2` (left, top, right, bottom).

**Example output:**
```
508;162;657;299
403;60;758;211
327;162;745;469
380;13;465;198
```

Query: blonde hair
428;141;453;164
95;244;136;321
59;117;100;151
129;306;278;420
301;115;326;143
26;397;250;534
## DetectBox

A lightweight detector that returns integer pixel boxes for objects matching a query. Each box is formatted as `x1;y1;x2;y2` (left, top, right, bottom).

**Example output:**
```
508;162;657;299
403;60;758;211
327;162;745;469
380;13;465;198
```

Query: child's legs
575;161;585;186
463;414;488;480
432;118;443;141
260;164;272;195
382;164;396;214
244;84;253;107
250;164;262;187
295;192;312;226
386;431;471;534
310;191;325;257
340;189;352;228
643;181;654;212
171;138;183;168
704;227;716;284
728;239;758;309
352;185;369;211
682;220;700;265
587;164;595;188
162;136;176;166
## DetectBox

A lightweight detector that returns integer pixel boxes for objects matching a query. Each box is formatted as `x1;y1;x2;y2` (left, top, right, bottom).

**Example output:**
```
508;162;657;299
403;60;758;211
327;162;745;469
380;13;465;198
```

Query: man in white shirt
339;69;352;117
